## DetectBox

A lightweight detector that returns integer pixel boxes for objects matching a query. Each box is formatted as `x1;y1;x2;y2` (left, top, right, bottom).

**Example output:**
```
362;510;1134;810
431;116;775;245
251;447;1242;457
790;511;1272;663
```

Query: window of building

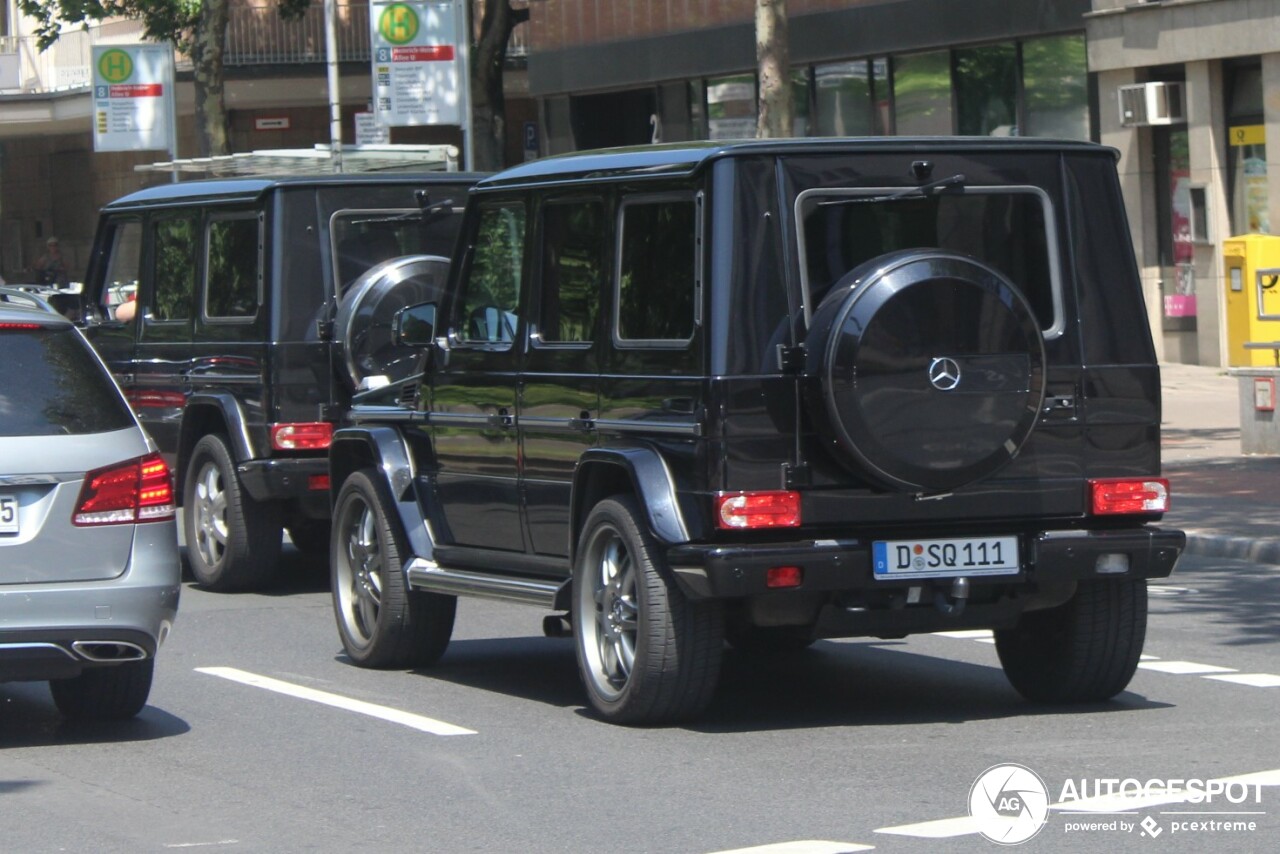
892;50;952;135
1226;61;1268;235
205;215;261;321
616;196;697;344
457;203;525;345
955;42;1017;136
1022;34;1089;140
538;200;605;344
815;60;876;136
791;69;811;136
707;74;757;140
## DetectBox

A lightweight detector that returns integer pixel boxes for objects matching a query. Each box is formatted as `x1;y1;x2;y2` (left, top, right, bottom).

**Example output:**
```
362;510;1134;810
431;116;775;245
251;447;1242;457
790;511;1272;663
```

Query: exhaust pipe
71;640;149;663
933;576;970;617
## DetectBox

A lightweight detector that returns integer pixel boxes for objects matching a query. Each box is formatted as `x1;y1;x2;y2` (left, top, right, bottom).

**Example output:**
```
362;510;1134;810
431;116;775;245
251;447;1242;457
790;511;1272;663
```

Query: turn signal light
716;490;801;529
1089;478;1170;515
73;452;175;526
271;422;333;451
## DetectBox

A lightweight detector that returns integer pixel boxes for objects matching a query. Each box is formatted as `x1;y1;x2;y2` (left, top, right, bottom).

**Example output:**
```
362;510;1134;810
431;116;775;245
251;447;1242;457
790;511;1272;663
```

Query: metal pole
325;0;343;172
166;46;179;183
459;0;473;172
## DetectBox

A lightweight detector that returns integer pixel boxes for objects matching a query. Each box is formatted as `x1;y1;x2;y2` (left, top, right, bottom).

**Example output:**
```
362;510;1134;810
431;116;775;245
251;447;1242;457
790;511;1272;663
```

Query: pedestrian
34;237;69;287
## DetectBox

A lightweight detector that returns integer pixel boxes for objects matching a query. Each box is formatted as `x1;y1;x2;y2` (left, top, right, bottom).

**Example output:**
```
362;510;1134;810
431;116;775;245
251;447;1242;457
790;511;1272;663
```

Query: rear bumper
664;525;1185;600
0;522;181;683
238;457;330;510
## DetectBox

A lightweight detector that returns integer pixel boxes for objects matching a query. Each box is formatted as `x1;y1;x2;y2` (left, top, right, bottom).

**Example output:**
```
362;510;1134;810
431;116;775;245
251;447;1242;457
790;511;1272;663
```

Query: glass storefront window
1023;34;1089;140
1227;63;1268;234
955;43;1017;136
792;69;811;136
707;74;757;140
815;61;874;136
893;50;952;135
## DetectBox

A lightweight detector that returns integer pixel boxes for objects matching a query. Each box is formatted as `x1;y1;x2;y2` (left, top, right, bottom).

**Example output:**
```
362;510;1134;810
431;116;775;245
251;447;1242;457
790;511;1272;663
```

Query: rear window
0;327;135;436
796;186;1061;336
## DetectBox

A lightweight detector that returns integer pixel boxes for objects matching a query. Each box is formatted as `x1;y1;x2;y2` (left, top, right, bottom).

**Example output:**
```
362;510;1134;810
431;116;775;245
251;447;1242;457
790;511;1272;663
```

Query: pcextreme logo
969;764;1050;845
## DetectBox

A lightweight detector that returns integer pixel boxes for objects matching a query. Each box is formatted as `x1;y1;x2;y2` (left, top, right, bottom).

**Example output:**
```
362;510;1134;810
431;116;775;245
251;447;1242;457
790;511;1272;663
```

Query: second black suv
330;139;1185;724
81;172;479;590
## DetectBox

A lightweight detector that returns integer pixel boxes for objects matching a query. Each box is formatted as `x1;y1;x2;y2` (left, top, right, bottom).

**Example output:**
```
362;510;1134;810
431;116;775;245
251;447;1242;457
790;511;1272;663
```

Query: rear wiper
818;173;966;206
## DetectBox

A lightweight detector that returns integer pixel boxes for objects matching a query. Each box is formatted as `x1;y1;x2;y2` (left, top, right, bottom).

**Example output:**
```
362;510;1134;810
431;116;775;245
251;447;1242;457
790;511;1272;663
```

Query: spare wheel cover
805;249;1046;492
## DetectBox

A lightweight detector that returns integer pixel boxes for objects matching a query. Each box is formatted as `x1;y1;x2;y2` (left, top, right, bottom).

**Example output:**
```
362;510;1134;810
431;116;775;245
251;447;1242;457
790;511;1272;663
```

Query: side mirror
392;301;437;347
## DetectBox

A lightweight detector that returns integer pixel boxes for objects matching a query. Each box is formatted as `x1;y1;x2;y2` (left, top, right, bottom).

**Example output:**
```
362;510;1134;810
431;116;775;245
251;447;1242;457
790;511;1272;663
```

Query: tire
573;496;723;725
804;249;1046;492
331;469;455;668
287;520;331;557
995;579;1148;703
50;659;154;721
184;434;282;591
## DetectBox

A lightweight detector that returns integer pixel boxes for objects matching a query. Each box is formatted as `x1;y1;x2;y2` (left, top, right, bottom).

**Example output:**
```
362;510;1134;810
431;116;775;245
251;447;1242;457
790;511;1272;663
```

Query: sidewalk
1159;362;1280;563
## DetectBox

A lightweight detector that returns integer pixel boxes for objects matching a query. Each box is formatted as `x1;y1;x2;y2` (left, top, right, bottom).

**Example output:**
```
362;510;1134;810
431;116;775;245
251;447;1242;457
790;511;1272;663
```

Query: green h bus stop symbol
98;49;133;84
379;4;420;45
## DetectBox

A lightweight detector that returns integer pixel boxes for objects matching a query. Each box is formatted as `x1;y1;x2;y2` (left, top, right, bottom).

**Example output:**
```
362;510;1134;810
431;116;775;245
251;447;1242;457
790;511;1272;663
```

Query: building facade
525;0;1280;367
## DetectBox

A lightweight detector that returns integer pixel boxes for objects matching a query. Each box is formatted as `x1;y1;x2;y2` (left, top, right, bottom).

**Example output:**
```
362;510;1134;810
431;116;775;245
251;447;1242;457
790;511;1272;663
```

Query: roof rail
135;144;461;178
0;286;59;314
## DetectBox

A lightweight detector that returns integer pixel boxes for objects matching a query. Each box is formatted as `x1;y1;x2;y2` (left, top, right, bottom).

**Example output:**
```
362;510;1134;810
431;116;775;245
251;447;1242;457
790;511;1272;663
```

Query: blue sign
523;121;538;153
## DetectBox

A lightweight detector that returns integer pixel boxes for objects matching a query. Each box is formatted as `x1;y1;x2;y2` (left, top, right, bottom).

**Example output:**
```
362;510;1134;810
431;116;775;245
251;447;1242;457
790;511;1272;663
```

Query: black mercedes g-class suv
329;139;1185;725
81;172;479;591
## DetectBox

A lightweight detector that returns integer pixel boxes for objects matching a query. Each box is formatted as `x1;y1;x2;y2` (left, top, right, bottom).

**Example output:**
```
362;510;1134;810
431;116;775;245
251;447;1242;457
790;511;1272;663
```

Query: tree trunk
756;0;793;139
191;0;232;157
471;0;528;171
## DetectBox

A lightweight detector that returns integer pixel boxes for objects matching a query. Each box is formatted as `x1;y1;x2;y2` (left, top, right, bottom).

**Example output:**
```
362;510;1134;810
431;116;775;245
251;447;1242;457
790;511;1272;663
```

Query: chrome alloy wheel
334;493;383;648
577;525;640;701
190;460;229;568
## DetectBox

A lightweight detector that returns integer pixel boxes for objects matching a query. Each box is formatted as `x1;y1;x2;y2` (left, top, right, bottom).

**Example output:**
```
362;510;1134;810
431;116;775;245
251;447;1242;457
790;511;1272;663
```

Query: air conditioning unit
1118;81;1185;127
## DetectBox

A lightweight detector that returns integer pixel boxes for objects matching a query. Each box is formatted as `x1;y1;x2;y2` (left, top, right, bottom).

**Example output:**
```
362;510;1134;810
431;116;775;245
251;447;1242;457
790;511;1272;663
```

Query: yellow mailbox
1224;233;1280;366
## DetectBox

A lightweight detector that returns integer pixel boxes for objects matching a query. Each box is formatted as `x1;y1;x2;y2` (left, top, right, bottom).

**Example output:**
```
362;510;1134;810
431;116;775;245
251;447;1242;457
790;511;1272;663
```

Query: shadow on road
394;634;1171;732
0;681;190;748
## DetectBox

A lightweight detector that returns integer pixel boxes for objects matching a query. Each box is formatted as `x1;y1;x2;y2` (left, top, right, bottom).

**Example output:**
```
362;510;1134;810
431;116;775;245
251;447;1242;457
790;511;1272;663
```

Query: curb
1183;531;1280;565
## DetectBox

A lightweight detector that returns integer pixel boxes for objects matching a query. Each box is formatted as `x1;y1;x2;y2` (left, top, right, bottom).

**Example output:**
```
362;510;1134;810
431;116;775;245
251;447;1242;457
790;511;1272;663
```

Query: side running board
405;558;561;608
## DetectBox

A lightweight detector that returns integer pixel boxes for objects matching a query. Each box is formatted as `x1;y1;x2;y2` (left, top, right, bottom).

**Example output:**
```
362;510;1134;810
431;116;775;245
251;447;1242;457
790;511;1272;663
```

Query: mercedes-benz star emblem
928;356;962;391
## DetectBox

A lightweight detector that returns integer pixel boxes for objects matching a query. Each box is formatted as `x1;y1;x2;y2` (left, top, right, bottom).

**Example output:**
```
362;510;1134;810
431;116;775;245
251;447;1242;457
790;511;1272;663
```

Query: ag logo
378;3;420;45
97;48;133;84
969;763;1049;845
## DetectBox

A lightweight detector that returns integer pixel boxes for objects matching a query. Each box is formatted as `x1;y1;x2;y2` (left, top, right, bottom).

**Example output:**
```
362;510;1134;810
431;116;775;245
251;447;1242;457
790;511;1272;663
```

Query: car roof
102;171;489;211
476;136;1117;190
0;289;69;324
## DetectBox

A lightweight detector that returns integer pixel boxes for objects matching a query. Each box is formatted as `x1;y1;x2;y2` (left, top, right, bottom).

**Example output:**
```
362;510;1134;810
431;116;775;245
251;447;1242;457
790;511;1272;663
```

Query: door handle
568;411;596;432
489;407;514;429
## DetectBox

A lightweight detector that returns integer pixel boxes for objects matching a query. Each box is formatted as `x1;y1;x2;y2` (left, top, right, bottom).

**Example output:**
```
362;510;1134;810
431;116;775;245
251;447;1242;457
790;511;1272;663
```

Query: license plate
0;494;18;535
873;535;1019;579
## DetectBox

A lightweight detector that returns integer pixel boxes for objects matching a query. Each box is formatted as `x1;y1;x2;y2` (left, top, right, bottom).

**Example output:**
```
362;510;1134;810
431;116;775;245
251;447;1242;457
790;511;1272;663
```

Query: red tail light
271;422;333;451
716;491;801;529
1089;478;1170;515
73;452;175;526
0;322;43;330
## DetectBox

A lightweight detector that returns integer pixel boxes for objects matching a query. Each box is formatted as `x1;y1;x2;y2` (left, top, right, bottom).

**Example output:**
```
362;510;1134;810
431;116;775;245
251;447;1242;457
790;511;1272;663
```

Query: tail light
73;452;175;526
0;322;43;330
1089;478;1170;515
716;491;801;529
271;422;333;451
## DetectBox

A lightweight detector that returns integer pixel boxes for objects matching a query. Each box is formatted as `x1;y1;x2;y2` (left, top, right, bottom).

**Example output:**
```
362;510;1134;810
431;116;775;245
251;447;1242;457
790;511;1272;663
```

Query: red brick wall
530;0;886;50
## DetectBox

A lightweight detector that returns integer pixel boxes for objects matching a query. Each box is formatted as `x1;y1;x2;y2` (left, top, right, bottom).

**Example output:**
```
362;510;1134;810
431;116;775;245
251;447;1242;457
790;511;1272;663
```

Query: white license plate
873;535;1019;579
0;494;18;535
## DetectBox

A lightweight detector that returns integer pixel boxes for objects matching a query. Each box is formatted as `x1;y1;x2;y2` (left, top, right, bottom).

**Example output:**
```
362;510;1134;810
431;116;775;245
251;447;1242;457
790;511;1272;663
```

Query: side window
99;219;143;320
537;200;605;344
151;213;198;322
205;214;261;321
455;203;526;345
615;196;697;344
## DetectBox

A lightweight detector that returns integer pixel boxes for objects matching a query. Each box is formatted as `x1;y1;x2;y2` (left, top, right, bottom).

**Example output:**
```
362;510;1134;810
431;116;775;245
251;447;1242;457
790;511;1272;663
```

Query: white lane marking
196;667;475;736
164;843;239;850
877;767;1280;839
1205;673;1280;688
706;842;873;854
1137;660;1237;675
932;630;993;639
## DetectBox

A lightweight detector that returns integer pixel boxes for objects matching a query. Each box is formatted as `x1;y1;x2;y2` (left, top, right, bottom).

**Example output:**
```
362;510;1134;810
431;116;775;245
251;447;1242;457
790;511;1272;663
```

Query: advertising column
92;45;176;154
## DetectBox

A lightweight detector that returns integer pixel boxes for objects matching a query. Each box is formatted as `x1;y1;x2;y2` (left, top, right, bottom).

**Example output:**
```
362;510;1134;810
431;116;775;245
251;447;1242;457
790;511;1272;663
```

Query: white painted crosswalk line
705;842;873;854
1205;673;1280;687
196;666;476;735
1137;660;1237;675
